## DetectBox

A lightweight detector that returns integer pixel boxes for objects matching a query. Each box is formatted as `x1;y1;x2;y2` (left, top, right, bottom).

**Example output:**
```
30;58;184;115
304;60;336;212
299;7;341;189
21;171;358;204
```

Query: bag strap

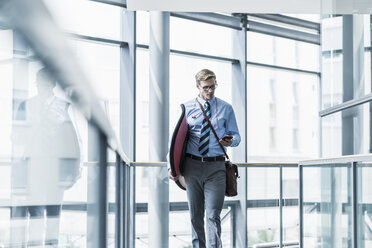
196;98;230;161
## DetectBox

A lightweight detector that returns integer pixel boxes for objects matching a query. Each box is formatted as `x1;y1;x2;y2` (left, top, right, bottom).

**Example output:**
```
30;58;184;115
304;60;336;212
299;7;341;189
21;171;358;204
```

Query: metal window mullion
170;12;242;30
67;32;128;47
279;166;283;248
115;153;121;248
319;92;372;117
352;162;358;248
119;160;125;248
246;60;320;76
299;164;304;248
88;0;126;8
248;14;320;31
129;164;136;248
248;20;320;45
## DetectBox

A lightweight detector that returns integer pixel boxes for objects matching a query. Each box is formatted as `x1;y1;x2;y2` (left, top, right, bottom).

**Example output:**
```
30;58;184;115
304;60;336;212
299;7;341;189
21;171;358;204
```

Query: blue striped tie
199;101;211;156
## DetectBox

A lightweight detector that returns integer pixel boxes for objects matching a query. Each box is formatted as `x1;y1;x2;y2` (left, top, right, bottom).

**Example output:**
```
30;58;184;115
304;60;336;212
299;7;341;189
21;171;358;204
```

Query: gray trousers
184;157;226;248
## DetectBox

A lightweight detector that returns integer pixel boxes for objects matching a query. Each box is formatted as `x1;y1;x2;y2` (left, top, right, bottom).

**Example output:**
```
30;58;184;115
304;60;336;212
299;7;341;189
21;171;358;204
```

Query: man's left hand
219;138;232;147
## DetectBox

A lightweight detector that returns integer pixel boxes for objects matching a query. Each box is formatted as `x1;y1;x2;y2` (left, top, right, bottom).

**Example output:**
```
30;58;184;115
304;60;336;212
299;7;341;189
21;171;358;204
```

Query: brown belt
186;153;225;162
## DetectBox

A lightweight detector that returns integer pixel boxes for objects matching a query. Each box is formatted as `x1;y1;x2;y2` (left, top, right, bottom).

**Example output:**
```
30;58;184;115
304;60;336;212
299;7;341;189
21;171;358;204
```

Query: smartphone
222;135;233;141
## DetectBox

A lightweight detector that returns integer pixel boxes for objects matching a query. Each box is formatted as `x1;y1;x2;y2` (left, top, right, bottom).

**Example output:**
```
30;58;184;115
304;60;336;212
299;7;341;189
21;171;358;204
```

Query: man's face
197;78;217;101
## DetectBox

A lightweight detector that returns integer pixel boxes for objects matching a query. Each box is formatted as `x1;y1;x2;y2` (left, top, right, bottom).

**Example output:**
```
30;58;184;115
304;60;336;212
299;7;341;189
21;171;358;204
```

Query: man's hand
168;169;179;181
219;137;233;147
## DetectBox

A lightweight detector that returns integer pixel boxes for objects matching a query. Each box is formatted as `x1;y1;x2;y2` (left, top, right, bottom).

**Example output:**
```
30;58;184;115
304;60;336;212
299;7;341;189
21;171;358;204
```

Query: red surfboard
169;104;189;190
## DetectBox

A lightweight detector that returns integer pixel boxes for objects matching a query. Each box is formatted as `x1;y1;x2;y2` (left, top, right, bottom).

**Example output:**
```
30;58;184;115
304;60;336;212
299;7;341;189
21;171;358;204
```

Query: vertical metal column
351;162;358;248
149;11;170;248
342;15;364;156
121;9;136;248
115;154;121;248
370;15;372;154
232;14;248;248
123;161;135;248
342;15;364;248
87;124;108;248
98;130;108;248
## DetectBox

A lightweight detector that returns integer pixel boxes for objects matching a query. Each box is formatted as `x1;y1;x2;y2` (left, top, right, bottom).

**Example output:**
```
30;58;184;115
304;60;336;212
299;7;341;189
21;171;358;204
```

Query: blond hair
195;69;216;84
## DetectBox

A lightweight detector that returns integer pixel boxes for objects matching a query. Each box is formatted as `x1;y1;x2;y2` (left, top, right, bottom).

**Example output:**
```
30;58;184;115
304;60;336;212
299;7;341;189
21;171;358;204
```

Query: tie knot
204;101;210;109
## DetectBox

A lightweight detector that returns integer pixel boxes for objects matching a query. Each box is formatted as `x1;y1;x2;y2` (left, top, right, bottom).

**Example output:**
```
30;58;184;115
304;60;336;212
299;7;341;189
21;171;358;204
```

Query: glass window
136;11;149;45
136;48;149;162
322;102;370;157
44;0;122;40
247;66;319;162
247;32;319;72
67;39;121;162
170;17;233;58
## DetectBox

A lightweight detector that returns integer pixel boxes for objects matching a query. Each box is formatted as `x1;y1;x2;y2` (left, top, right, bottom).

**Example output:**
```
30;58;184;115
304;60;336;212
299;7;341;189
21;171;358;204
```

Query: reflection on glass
303;164;351;248
10;68;82;246
357;163;372;248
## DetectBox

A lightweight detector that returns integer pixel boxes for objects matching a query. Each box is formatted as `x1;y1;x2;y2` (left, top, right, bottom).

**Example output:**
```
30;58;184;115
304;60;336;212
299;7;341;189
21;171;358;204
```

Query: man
11;68;81;247
169;69;241;248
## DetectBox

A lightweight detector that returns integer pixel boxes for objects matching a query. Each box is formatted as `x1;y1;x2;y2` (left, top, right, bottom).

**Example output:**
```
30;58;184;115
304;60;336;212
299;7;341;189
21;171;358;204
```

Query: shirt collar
197;95;216;106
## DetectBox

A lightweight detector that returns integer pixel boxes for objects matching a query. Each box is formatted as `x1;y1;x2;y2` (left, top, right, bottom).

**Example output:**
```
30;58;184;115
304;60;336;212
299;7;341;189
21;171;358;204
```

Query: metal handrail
131;161;298;167
299;153;372;165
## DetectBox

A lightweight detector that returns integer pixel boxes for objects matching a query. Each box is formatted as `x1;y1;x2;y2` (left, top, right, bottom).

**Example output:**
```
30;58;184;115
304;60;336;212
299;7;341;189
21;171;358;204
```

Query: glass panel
0;31;116;247
135;166;232;247
136;11;149;45
170;17;233;58
322;15;371;109
322;102;370;157
248;167;279;200
44;0;122;40
68;39;120;162
302;164;352;248
283;167;299;246
4;60;88;246
357;162;372;248
247;66;319;162
136;49;150;162
248;208;280;248
247;32;319;71
364;15;371;47
321;16;343;109
247;167;280;247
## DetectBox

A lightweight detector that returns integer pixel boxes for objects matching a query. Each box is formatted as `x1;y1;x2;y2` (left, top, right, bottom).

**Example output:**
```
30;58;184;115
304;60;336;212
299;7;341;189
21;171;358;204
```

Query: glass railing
299;154;372;248
132;162;298;248
0;1;130;247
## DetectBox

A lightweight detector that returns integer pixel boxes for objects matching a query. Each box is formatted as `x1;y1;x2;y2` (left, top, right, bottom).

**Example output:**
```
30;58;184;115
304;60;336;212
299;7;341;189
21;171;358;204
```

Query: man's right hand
168;169;179;181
